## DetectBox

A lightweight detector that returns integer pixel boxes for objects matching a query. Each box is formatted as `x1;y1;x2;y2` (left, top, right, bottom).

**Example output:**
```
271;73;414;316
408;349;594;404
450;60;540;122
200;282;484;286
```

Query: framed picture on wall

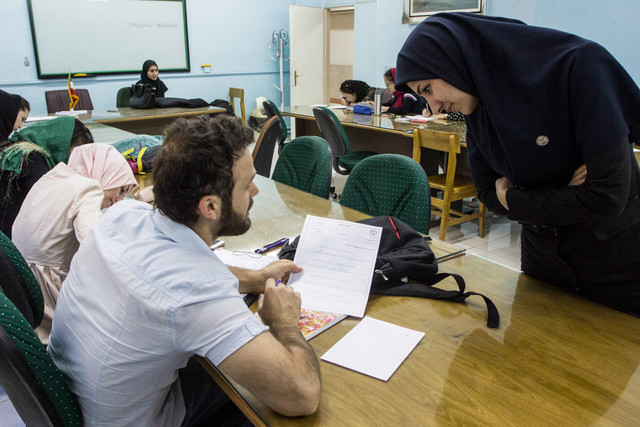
403;0;485;24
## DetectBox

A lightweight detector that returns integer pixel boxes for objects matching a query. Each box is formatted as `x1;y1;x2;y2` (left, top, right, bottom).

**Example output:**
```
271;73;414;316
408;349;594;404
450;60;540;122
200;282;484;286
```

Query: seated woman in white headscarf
12;143;138;343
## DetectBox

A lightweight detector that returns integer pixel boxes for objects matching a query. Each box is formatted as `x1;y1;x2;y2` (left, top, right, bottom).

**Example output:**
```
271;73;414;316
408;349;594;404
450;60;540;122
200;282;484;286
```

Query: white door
289;5;325;106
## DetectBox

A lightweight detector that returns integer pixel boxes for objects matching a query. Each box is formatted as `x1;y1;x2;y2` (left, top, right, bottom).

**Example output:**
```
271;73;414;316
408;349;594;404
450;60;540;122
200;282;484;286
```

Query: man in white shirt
48;115;321;426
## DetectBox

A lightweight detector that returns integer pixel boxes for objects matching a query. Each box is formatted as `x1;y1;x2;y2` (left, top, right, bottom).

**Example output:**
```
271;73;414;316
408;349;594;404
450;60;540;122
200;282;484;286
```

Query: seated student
136;59;169;98
48;115;321;425
381;68;424;115
12;143;137;343
0;89;29;142
339;79;376;106
0;116;93;238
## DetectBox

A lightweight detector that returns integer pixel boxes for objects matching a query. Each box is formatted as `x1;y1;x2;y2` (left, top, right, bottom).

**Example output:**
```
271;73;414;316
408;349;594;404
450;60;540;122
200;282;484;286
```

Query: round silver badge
536;135;549;146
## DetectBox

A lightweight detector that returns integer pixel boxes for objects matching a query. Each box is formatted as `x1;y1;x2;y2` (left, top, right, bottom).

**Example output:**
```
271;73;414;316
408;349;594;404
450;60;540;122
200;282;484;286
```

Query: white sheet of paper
288;215;382;317
321;316;424;381
213;248;278;270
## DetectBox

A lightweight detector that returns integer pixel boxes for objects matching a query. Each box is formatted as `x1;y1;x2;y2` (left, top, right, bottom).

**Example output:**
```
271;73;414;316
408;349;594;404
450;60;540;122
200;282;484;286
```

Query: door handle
294;70;302;86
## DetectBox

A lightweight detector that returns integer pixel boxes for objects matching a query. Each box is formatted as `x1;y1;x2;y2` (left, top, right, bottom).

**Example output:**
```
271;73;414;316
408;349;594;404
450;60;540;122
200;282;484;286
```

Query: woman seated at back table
381;68;424;115
136;59;169;98
339;79;376;106
12;143;138;343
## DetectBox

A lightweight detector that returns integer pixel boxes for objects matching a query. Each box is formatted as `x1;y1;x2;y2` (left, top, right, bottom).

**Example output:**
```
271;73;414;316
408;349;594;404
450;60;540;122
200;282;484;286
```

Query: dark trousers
520;221;640;316
179;357;249;427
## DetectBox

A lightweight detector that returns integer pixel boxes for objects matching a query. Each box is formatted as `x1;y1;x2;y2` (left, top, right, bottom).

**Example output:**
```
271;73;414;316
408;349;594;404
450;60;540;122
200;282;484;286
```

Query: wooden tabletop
282;105;467;143
79;106;226;124
228;253;640;426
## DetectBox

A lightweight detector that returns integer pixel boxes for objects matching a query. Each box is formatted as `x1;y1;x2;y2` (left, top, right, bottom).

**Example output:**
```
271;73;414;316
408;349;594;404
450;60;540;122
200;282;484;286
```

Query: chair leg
438;200;451;241
478;202;486;238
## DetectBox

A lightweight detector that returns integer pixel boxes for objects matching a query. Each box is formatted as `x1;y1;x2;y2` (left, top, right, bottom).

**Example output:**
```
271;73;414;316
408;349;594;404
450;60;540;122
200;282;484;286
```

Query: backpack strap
377;272;500;328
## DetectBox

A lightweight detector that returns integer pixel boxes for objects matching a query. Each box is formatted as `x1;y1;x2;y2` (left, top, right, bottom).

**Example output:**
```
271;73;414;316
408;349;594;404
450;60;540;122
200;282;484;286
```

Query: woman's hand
381;106;389;112
495;177;514;210
568;164;587;186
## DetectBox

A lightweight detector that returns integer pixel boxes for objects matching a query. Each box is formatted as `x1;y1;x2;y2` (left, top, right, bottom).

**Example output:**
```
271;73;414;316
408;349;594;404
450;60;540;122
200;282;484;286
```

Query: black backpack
279;216;499;328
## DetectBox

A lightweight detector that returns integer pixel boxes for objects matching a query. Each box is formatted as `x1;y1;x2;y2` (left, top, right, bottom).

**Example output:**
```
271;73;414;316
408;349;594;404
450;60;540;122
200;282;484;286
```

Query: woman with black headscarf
395;12;640;316
0;89;30;143
339;79;376;106
136;60;169;98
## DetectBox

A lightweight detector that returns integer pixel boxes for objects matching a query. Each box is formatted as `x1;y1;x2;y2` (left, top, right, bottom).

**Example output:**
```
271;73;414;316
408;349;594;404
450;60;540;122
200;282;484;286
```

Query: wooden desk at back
282;105;467;157
76;106;226;135
216;250;640;426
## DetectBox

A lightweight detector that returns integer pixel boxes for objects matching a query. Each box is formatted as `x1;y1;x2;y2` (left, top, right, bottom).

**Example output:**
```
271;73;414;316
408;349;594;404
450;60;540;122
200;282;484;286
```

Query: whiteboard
28;0;190;78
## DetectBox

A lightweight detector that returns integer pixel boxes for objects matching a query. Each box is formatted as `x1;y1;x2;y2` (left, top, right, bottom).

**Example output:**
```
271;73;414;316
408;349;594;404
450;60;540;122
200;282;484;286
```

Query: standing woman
395;13;640;315
12;143;138;343
381;68;424;115
1;116;93;238
137;59;169;98
0;89;29;142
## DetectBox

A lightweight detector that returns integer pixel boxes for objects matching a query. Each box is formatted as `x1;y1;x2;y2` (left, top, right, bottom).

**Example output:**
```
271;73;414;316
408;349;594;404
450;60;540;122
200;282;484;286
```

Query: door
289;5;325;106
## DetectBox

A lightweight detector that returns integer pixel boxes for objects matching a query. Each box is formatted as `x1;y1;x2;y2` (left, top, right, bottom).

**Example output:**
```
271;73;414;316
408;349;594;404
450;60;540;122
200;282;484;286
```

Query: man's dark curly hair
153;114;253;226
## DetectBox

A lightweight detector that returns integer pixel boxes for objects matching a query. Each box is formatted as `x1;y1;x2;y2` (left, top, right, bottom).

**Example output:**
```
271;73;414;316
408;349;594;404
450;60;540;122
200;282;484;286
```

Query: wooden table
282;105;466;156
218;252;640;426
79;106;226;135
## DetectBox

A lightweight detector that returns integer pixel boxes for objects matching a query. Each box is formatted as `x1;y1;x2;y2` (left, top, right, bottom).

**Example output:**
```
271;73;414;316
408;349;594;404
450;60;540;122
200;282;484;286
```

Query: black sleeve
475;180;510;216
386;96;416;115
506;140;632;227
21;153;51;192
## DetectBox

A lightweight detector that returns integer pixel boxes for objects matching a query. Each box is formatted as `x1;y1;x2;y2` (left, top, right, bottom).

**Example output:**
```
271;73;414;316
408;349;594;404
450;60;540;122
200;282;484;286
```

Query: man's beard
216;198;253;237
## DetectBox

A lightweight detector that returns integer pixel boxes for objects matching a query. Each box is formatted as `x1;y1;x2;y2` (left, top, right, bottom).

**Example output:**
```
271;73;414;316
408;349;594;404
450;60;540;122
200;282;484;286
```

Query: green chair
262;100;288;153
0;231;43;328
312;106;377;175
0;291;83;426
272;136;332;199
116;86;131;108
340;154;431;234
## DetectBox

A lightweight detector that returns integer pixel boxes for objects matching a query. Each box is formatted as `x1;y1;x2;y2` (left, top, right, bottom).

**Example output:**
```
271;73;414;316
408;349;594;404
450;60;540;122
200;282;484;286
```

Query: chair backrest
262;100;288;151
312;106;351;174
0;292;83;426
340;154;431;234
413;128;461;186
116;86;130;108
228;87;246;125
45;89;94;114
0;232;43;328
272;136;332;199
252;116;283;178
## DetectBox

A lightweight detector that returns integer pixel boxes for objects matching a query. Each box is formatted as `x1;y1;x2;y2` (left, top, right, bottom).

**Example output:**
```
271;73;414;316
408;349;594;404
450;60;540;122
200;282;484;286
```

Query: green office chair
271;136;332;199
340;154;431;234
312;106;377;175
262;100;288;153
0;291;83;426
0;231;43;328
116;87;131;108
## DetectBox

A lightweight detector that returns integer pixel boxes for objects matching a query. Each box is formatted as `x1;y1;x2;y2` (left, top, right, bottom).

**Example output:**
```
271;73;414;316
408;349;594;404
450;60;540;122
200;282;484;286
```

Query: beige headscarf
67;143;138;192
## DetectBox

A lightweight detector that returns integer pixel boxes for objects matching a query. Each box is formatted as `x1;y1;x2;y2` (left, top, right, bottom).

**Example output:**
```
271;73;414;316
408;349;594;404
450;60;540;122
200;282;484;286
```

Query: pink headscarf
68;143;138;192
390;68;405;108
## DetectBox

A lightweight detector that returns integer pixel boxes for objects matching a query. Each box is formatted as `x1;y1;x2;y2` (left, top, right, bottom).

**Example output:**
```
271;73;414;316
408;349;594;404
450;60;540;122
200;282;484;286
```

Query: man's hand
258;279;301;330
495;176;514;210
229;260;302;295
568;164;587;186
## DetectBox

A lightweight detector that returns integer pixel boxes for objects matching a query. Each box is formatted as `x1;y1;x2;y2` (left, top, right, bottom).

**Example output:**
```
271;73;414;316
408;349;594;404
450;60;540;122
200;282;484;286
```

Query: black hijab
395;13;640;189
138;60;168;98
340;80;371;103
0;90;22;142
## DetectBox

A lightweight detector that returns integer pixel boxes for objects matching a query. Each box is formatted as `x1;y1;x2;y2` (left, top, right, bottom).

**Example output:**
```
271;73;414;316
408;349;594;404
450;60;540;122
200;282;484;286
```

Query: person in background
48;114;320;425
0;116;94;238
0;89;29;142
395;12;640;316
136;59;169;98
381;68;424;115
12;143;137;343
339;79;376;106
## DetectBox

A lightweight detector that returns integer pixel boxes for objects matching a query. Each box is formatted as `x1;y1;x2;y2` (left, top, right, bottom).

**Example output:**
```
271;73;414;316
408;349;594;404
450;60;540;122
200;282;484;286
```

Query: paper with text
321;316;424;381
288;215;381;317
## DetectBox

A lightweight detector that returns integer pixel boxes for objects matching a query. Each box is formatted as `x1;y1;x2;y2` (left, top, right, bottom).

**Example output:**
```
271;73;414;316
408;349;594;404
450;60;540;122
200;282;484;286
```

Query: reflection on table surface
282;105;467;142
75;106;226;123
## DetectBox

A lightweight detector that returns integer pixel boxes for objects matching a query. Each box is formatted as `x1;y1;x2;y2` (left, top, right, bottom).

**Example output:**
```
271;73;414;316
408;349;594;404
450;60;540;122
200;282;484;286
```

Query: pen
254;237;289;254
274;279;282;287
